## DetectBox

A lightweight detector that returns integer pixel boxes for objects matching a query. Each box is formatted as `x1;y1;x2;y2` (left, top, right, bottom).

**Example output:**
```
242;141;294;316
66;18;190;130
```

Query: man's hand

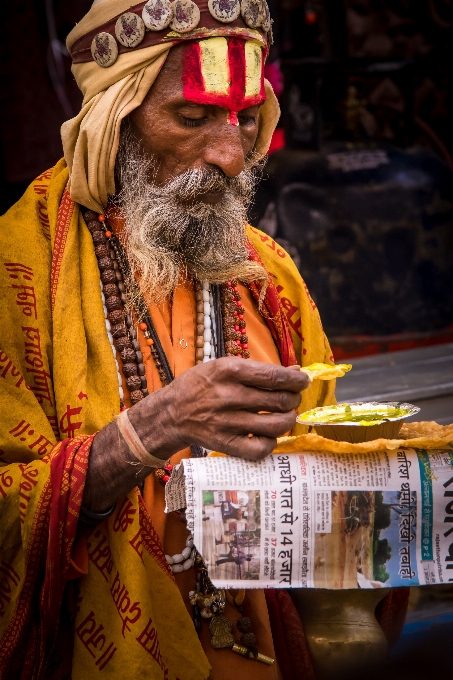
85;358;309;511
132;357;310;461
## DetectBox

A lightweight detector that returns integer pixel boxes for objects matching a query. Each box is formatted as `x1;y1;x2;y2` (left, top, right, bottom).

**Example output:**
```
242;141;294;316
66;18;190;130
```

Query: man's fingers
190;411;295;452
229;385;302;413
216;434;277;461
217;357;310;393
223;410;297;439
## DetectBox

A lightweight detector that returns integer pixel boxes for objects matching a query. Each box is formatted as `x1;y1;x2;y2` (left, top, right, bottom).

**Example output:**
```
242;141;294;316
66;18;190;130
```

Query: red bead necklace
221;280;250;359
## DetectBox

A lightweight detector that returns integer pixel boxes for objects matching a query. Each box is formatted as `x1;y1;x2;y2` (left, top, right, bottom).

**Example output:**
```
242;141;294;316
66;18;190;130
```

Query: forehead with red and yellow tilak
182;37;265;126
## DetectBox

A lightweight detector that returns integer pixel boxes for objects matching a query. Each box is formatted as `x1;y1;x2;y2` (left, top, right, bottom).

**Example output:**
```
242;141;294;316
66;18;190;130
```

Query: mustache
150;165;256;203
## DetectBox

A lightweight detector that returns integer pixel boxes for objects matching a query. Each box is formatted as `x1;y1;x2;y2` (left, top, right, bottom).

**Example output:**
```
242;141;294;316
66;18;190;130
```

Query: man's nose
203;121;245;177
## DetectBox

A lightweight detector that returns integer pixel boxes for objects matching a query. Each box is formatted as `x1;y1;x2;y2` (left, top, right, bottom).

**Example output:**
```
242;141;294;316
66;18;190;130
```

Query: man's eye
180;116;206;128
239;114;257;126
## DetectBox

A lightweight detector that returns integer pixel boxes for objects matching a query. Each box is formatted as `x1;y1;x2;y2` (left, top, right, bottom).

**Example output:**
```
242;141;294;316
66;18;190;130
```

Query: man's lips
198;190;225;204
178;186;227;206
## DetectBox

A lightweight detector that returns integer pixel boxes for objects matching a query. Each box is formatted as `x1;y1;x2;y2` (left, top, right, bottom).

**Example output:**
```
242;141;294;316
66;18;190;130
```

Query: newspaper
165;448;453;589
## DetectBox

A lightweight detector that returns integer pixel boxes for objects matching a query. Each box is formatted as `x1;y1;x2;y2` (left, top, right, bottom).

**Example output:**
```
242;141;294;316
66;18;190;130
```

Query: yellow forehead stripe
199;37;230;95
244;41;262;98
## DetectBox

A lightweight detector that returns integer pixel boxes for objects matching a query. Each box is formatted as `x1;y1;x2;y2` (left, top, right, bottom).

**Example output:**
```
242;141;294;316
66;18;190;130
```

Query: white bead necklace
201;280;216;362
165;533;196;573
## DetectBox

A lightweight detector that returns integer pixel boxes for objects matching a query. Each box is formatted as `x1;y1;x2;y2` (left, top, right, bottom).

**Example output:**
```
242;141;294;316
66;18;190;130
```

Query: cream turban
62;0;280;213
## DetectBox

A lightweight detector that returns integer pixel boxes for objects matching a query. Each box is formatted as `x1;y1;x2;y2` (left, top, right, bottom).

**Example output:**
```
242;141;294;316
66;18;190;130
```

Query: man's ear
254;80;279;159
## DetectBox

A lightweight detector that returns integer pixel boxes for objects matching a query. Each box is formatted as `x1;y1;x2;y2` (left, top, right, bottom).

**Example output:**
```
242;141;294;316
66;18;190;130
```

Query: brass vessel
290;588;389;678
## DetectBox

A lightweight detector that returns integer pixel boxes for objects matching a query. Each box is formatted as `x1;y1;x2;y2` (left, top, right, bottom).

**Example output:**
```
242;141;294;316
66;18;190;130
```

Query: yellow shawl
0;161;334;679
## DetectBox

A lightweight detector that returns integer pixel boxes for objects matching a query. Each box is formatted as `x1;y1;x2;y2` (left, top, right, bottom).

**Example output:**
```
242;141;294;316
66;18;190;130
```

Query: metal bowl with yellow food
296;402;420;443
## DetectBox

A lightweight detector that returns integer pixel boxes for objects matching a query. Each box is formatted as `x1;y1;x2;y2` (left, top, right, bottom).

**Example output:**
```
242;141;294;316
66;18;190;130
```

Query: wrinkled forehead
182;37;265;124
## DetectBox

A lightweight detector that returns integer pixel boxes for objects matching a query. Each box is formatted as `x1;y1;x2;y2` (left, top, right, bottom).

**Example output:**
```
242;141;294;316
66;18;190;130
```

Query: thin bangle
79;503;116;527
116;408;167;469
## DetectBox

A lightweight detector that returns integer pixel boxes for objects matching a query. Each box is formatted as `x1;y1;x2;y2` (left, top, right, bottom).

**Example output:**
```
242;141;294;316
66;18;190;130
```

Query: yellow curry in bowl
297;402;420;443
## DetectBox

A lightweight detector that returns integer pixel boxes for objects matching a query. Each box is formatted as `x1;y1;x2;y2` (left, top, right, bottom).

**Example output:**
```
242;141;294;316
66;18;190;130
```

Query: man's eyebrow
170;101;208;111
170;98;204;106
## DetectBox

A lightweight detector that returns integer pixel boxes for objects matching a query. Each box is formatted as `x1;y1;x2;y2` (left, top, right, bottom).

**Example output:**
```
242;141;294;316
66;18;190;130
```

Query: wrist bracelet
79;503;116;527
116;408;166;469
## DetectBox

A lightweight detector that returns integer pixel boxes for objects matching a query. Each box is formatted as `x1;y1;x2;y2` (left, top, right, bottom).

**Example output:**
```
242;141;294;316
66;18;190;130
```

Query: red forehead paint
182;38;266;126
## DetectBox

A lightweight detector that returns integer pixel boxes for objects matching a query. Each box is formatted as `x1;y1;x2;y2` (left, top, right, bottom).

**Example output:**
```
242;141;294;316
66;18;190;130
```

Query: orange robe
134;280;283;680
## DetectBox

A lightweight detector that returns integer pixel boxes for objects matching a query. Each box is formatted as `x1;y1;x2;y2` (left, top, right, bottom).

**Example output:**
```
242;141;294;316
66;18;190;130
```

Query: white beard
114;125;267;304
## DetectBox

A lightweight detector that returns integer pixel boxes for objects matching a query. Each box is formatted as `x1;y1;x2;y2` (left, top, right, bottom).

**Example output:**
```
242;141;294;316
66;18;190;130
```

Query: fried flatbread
300;362;352;381
274;421;453;454
208;422;453;457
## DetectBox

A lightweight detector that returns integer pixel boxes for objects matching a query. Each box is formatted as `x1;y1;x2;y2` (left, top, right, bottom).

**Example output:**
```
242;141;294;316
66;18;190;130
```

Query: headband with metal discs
76;0;272;68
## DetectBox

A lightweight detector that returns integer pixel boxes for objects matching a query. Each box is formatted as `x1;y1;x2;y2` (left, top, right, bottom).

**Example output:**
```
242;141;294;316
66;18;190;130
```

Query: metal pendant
209;614;235;649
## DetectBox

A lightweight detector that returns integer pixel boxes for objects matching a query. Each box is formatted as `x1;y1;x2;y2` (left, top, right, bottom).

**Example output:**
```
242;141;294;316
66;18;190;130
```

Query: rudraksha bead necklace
83;209;250;411
83;209;150;407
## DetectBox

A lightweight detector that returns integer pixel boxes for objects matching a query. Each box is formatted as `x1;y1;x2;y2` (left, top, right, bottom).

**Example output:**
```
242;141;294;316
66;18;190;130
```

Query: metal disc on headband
91;32;119;67
261;0;271;32
142;0;174;31
208;0;241;23
115;12;146;47
240;0;264;29
170;0;201;33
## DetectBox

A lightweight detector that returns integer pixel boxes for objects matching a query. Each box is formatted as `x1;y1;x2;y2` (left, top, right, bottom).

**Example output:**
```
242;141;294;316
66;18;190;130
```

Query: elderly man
0;1;341;678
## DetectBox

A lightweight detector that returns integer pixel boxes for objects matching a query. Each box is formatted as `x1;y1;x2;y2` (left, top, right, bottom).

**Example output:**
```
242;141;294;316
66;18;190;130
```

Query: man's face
129;42;262;204
116;39;267;303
